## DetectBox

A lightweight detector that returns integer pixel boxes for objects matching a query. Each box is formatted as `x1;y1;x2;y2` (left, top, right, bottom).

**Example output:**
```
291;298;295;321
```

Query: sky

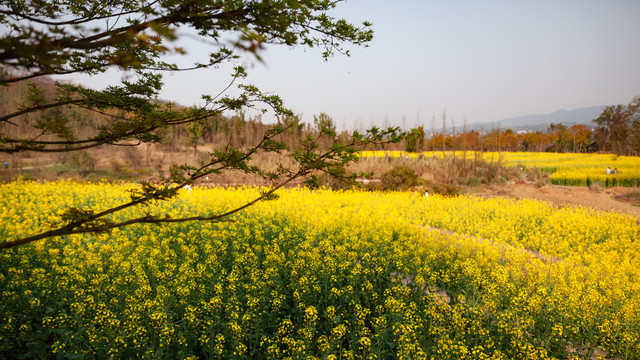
69;0;640;130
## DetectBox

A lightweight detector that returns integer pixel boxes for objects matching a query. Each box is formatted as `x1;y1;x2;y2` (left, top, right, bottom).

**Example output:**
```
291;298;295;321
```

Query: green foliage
381;166;419;191
129;182;177;203
57;207;115;231
315;166;355;191
426;182;460;196
0;0;373;153
313;112;337;139
592;96;640;154
0;0;407;248
0;1;372;79
405;126;425;153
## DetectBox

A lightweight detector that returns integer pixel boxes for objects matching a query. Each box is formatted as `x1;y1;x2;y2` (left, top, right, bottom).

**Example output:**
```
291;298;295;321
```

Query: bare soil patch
476;181;640;220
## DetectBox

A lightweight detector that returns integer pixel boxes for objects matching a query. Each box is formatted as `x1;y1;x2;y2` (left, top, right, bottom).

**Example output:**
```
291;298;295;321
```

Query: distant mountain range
470;106;604;132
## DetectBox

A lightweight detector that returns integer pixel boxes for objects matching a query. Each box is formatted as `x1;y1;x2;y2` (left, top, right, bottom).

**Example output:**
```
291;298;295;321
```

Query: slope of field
479;182;640;220
0;181;638;359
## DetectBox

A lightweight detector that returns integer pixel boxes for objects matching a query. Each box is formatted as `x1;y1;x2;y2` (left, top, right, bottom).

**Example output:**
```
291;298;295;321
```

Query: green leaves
57;207;114;232
1;0;374;82
287;125;404;191
129;182;177;203
0;0;388;248
20;82;46;110
1;0;374;154
593;96;640;154
259;189;280;201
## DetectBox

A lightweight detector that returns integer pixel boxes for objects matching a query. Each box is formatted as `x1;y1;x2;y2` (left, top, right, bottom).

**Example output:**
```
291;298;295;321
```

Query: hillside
470;106;604;132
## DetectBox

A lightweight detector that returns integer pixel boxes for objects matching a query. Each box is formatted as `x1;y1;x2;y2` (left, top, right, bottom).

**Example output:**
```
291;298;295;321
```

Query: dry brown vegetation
4;132;640;222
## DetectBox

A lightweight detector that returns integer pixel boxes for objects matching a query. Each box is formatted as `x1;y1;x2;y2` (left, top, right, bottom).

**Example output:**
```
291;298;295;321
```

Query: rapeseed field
361;151;640;187
1;181;638;359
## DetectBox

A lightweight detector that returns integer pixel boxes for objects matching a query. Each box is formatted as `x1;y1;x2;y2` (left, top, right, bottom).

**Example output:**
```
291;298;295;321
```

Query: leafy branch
0;68;286;153
0;0;387;249
0;126;402;250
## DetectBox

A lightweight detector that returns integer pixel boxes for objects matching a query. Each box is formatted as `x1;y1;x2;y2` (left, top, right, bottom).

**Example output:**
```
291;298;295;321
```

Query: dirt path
478;181;640;220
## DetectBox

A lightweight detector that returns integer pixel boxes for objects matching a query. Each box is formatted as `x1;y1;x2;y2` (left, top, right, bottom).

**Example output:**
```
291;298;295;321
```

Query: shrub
427;182;460;196
381;166;419;191
316;167;354;191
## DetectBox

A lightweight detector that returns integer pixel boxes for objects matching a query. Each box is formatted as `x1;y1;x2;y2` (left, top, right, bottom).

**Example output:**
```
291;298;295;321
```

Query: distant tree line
2;78;638;157
414;123;592;154
0;74;352;157
404;96;640;155
135;96;640;157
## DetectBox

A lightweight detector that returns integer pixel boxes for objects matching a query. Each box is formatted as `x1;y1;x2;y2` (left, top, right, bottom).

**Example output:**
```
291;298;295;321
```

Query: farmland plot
361;151;640;187
0;181;638;359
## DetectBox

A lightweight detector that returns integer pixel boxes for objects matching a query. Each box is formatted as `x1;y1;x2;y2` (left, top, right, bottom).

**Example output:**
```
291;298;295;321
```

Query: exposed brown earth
478;181;640;220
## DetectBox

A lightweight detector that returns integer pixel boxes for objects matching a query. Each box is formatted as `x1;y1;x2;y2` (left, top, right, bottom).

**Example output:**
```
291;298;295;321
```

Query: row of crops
361;151;640;187
1;181;639;359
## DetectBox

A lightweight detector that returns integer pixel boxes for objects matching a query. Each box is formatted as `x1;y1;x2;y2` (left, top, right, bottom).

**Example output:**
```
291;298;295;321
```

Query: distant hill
470;106;604;132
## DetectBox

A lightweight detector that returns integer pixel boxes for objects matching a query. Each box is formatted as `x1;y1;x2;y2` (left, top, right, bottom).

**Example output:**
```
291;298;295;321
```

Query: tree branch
0;0;382;250
0;7;144;26
0;127;401;250
0;99;81;124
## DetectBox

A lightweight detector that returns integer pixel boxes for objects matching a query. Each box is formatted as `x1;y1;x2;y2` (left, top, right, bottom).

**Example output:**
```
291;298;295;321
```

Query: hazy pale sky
70;0;640;130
